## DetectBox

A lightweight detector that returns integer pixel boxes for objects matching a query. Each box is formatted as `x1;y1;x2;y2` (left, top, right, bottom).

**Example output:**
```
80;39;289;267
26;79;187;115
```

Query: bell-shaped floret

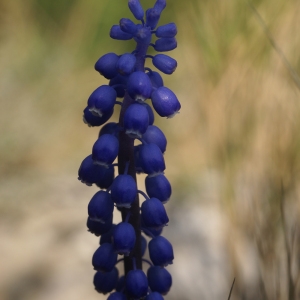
147;70;164;89
92;243;118;272
146;8;160;30
113;222;136;255
127;71;153;101
142;102;155;125
87;85;117;117
141;198;169;229
152;54;177;75
154;0;166;13
95;53;119;79
120;18;138;35
110;25;133;40
128;0;144;21
78;154;114;188
145;292;165;300
147;266;172;295
155;23;177;38
88;191;114;223
92;134;119;167
151;87;180;118
83;107;113;127
141;234;147;256
149;236;174;266
109;74;127;98
87;217;113;236
142;125;167;153
139;143;165;176
116;53;136;75
124;103;149;138
100;224;116;245
99;122;119;138
126;269;148;299
93;267;118;294
145;174;171;203
111;174;137;208
154;38;177;52
107;292;127;300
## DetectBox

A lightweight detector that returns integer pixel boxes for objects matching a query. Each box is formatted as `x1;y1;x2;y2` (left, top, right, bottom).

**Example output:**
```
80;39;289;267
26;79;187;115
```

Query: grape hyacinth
78;0;180;299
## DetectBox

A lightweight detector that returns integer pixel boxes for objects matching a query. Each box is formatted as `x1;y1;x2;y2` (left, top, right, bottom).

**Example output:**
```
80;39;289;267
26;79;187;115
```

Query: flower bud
147;266;172;295
116;53;136;75
152;54;177;74
141;197;169;229
111;174;137;208
146;8;160;30
145;174;171;203
120;18;138;35
149;236;174;266
151;86;181;118
113;222;136;255
88;191;114;223
142;125;167;153
128;0;144;21
155;23;177;38
92;243;118;272
110;25;133;40
124;103;149;138
92;134;119;167
93;267;118;294
127;71;153;101
95;52;119;79
154;38;177;52
126;270;148;299
87;85;117;117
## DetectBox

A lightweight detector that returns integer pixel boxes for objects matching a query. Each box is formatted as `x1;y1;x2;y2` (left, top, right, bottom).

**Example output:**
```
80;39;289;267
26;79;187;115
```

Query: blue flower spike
79;0;178;297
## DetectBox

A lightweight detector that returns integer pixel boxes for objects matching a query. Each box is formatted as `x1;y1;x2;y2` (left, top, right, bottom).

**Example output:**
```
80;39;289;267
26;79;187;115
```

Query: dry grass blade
227;278;235;300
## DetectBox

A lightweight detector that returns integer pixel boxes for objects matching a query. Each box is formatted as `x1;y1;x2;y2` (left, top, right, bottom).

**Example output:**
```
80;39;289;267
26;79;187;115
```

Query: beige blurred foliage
1;0;300;299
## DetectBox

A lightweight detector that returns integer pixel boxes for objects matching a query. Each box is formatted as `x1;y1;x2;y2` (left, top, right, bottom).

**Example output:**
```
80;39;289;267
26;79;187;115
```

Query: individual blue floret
93;267;119;294
139;143;165;176
87;85;117;117
154;0;166;13
83;106;113;127
92;243;118;272
149;236;174;266
145;8;160;30
88;191;114;223
78;154;114;188
145;174;171;203
151;86;181;118
126;269;148;299
128;0;144;21
141;102;155;125
107;292;127;300
120;18;138;35
124;103;149;138
87;216;113;236
146;70;164;89
147;266;172;295
152;54;177;74
145;292;164;300
127;71;153;101
110;25;133;40
92;134;119;167
95;53;119;79
153;37;177;52
99;122;120;138
113;222;136;255
111;174;137;208
116;53;136;75
142;125;167;153
155;23;177;38
141;197;169;229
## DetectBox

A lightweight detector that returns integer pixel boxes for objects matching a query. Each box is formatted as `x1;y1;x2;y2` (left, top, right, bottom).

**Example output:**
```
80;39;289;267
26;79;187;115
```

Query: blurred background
1;0;300;299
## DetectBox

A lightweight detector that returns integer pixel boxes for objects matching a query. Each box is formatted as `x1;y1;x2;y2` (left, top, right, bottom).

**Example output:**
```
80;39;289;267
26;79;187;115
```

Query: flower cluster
78;0;180;299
